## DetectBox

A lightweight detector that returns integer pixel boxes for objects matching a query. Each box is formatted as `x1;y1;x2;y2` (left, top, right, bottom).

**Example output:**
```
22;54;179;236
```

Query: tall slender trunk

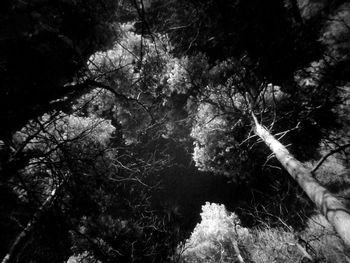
233;243;245;263
1;188;58;263
252;114;350;248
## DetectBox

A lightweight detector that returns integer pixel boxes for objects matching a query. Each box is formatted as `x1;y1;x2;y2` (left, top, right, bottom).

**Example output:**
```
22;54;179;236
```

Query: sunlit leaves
15;113;115;156
88;23;170;95
179;203;318;263
191;102;250;179
191;103;228;173
179;202;249;263
86;24;173;143
189;58;260;179
11;111;116;205
163;53;210;96
67;251;101;263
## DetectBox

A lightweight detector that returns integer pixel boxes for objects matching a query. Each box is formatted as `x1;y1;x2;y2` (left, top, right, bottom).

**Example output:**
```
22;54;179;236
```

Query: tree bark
252;113;350;248
1;188;58;263
233;242;245;263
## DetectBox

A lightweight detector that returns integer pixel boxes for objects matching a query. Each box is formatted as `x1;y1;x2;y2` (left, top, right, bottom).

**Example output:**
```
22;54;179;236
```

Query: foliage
189;58;275;180
178;202;250;263
0;0;128;138
67;251;101;263
87;23;172;144
1;90;176;262
147;0;322;82
185;50;345;183
1;1;350;262
178;203;349;263
191;103;250;180
86;24;210;146
300;214;350;262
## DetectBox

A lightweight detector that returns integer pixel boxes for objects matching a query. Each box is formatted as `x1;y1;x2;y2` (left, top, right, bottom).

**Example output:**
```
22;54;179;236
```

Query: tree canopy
1;0;350;262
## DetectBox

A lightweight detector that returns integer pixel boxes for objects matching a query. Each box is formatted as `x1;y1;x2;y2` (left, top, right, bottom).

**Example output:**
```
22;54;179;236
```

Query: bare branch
311;143;350;174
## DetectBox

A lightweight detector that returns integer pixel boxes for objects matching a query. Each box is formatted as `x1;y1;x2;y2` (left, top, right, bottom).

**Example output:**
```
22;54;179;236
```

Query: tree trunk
252;114;350;248
233;243;245;263
1;188;58;263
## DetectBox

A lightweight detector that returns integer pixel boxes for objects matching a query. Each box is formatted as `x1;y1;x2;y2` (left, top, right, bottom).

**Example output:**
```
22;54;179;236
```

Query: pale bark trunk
252;115;350;248
1;188;58;263
233;243;245;263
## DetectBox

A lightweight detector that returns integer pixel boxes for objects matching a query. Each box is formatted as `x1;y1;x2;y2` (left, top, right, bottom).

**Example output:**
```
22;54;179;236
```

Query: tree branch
311;143;350;174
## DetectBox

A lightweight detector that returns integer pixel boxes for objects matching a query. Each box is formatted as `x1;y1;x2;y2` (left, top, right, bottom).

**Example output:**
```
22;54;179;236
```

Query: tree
1;110;116;263
1;19;195;262
179;202;349;263
0;90;175;262
251;113;350;248
186;54;350;248
2;1;350;261
178;202;249;263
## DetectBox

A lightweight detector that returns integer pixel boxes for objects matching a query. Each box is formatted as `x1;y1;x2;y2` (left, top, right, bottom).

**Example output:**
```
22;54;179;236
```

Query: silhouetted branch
311;143;350;174
1;186;61;263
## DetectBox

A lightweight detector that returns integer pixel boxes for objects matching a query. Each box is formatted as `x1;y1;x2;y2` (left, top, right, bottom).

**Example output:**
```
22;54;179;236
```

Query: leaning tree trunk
1;187;58;263
251;114;350;248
